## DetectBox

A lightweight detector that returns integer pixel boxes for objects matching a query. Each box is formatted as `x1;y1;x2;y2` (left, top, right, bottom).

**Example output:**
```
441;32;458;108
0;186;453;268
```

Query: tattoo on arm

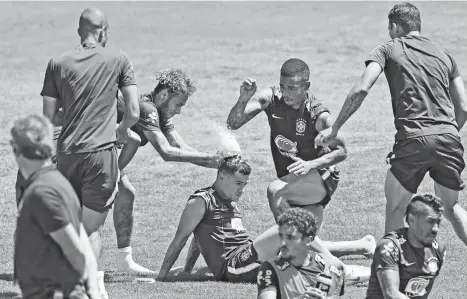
184;237;201;272
333;87;368;131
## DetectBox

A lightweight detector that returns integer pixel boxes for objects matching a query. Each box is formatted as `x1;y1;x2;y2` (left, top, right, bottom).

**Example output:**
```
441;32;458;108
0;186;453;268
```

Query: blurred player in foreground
365;194;446;299
316;2;467;247
257;208;345;299
12;114;99;299
113;68;228;274
226;58;375;258
157;155;370;285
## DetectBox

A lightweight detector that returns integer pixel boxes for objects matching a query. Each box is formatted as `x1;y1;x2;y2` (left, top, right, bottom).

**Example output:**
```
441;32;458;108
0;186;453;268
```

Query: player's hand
287;156;314;176
303;287;326;299
239;78;257;101
315;127;337;149
116;126;131;147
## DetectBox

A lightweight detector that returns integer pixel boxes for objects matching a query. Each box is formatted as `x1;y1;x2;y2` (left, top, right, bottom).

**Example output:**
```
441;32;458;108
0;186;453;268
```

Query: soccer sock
96;271;106;293
118;246;133;262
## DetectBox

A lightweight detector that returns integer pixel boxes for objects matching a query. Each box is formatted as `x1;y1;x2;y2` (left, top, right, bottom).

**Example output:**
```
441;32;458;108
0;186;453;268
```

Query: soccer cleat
344;264;371;286
117;258;155;275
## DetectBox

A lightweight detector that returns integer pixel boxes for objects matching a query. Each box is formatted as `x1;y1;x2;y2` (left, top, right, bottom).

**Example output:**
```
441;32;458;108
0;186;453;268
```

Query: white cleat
117;258;156;276
344;264;371;286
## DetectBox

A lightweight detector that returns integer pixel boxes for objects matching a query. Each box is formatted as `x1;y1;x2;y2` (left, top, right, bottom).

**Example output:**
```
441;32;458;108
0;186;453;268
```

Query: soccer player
12;114;99;299
316;2;467;246
157;155;370;285
257;208;345;299
41;8;140;298
226;58;375;258
365;194;446;299
113;69;226;274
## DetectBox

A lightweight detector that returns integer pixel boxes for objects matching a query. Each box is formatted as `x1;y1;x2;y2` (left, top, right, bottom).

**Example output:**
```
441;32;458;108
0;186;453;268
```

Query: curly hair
405;193;444;222
10;114;54;160
153;68;197;96
280;58;310;81
277;208;317;239
388;2;421;32
218;154;251;175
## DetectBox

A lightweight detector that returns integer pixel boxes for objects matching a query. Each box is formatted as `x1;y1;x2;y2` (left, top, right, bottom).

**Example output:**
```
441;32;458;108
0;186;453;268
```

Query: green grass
1;1;467;298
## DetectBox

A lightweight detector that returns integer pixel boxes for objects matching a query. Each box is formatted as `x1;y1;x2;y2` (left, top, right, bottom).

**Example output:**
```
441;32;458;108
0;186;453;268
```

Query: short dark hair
280;58;310;81
278;208;317;239
388;2;421;33
405;193;444;222
10;114;54;160
218;154;251;175
153;68;197;96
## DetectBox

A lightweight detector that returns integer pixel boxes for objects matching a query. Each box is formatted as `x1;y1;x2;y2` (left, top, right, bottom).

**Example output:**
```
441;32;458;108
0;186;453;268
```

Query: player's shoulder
370;39;395;55
306;94;329;115
188;187;215;202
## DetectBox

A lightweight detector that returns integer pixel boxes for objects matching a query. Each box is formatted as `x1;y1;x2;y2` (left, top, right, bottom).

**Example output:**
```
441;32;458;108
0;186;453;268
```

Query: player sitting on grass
226;58;376;258
257;208;345;299
157;155;370;285
365;194;446;299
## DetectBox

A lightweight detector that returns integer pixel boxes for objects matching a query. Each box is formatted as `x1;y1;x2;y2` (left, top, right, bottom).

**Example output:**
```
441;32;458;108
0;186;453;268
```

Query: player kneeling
257;208;345;299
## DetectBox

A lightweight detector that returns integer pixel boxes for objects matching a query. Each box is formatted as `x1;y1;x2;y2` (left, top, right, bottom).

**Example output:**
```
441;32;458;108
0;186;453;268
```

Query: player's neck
406;228;424;248
291;249;310;267
212;182;233;204
19;159;53;180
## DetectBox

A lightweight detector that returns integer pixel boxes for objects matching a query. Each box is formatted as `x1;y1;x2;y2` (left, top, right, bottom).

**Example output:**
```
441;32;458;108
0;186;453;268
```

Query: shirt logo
274;135;298;158
296;118;306;135
272;114;284;119
426;257;439;275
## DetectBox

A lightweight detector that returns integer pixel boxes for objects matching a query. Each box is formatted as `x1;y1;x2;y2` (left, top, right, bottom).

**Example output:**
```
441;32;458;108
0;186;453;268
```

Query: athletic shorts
223;242;261;283
317;166;340;208
20;281;89;299
387;133;465;193
57;146;119;212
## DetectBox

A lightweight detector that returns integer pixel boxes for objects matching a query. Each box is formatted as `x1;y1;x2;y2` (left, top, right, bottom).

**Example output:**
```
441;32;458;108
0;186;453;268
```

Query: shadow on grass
103;268;218;284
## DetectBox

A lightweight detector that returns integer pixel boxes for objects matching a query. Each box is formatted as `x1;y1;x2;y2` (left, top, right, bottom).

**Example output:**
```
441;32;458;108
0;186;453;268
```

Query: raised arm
450;76;467;130
157;196;206;281
226;78;272;130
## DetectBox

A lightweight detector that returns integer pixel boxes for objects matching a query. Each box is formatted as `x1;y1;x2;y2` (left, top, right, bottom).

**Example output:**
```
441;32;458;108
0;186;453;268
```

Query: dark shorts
317;166;340;208
223;242;261;283
57;146;119;212
387;133;465;193
20;282;89;299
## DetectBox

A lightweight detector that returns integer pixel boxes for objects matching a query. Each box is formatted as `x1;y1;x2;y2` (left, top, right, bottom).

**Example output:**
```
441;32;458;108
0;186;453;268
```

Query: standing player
113;69;225;274
365;194;446;299
41;8;140;299
257;208;345;299
226;58;375;258
157;155;370;285
316;2;467;246
12;114;99;299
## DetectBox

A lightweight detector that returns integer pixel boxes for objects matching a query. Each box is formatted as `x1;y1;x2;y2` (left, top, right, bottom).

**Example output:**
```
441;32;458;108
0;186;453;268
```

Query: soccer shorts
57;146;119;212
223;242;261;283
387;133;465;193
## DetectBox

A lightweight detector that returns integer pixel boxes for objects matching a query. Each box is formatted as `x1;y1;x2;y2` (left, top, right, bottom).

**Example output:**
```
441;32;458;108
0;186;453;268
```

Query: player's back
190;187;252;279
383;35;459;140
43;44;134;154
366;228;445;299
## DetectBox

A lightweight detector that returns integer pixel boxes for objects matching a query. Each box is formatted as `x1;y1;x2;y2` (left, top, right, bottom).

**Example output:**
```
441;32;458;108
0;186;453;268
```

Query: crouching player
365;194;446;299
257;208;345;299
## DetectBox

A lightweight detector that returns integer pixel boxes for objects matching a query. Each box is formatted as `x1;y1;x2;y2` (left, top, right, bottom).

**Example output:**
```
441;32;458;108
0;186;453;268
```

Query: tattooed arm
332;62;383;132
157;196;206;281
226;78;272;130
183;237;201;273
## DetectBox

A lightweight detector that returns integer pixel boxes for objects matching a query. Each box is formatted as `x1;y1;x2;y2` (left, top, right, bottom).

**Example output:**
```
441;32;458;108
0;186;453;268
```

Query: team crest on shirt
426;257;439;275
240;247;252;262
146;111;159;125
274;135;298;158
296;118;307;135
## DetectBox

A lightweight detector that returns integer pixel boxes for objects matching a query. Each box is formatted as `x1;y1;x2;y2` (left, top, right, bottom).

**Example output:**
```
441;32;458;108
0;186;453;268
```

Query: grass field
1;1;467;298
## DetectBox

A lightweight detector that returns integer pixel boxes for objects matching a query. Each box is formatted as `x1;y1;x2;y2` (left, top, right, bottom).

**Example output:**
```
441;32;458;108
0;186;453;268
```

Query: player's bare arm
164;129;213;168
117;131;141;171
42;96;61;122
226;78;272;130
183;237;201;273
257;289;277;299
118;85;140;144
144;129;221;167
316;62;382;147
157;196;206;281
449;76;467;130
51;109;64;127
377;269;410;299
49;223;86;277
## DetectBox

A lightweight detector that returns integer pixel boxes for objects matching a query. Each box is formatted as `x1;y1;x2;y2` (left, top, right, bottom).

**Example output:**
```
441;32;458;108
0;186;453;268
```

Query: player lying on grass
257;208;345;299
365;194;446;299
226;58;375;258
157;155;370;286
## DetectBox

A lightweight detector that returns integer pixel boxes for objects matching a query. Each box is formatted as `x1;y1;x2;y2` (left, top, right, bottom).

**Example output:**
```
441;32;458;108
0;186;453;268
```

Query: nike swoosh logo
405;262;416;266
272;114;284;119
